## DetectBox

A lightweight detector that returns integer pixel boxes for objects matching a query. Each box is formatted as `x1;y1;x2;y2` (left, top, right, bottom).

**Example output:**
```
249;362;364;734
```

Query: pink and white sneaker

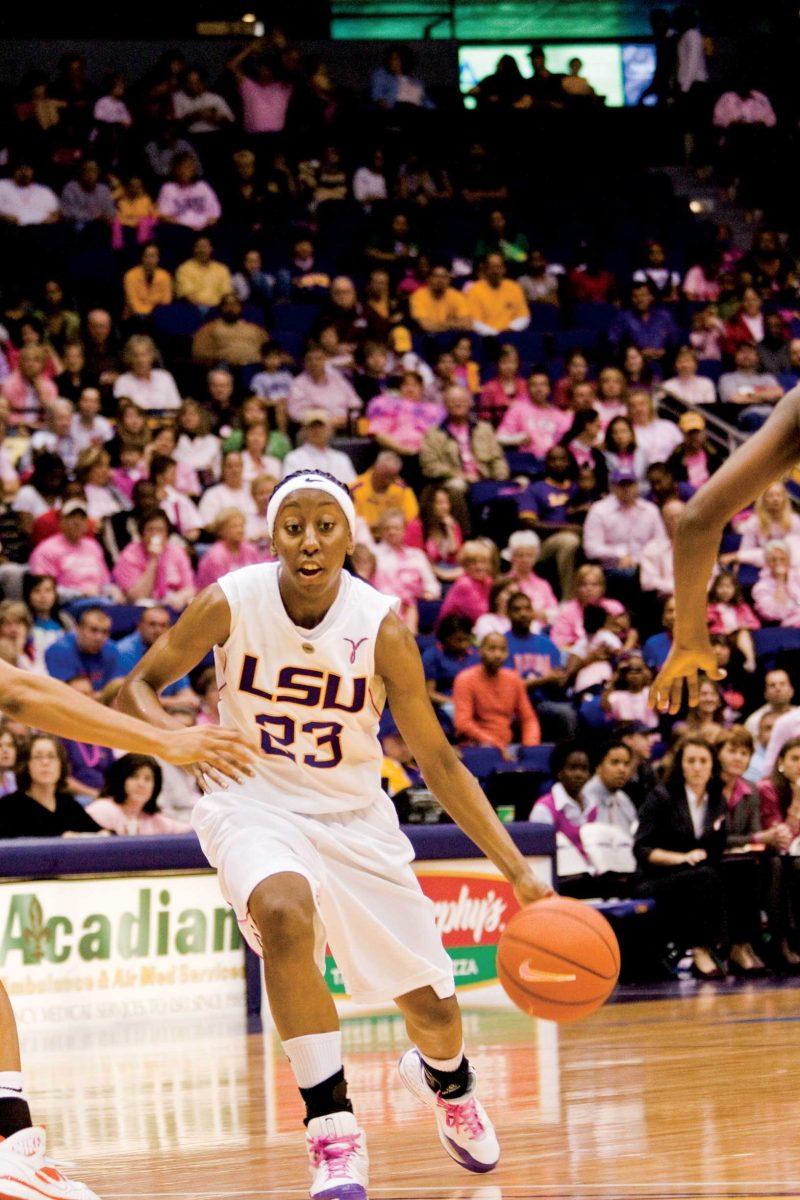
398;1049;499;1174
0;1127;100;1199
305;1110;369;1199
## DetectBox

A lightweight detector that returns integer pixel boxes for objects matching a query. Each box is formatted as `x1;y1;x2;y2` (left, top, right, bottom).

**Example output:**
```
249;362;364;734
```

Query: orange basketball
497;895;620;1023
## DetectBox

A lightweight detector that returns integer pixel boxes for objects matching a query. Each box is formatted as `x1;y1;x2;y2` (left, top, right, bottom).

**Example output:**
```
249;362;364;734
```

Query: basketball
497;896;620;1023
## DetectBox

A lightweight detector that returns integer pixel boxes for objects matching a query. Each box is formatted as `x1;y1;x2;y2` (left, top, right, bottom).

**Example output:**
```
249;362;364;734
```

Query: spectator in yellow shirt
175;235;232;309
350;450;420;533
465;252;530;336
123;243;173;318
409;262;471;333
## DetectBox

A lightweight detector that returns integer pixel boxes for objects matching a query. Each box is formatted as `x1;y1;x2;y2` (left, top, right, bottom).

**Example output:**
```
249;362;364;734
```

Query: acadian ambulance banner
0;873;245;1027
324;856;550;1017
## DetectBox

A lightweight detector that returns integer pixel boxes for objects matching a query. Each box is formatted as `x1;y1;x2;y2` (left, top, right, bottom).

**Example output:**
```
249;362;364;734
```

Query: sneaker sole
398;1053;499;1175
310;1186;367;1200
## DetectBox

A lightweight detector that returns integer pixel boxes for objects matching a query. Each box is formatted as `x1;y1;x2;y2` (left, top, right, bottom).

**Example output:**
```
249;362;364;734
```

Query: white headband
266;475;356;541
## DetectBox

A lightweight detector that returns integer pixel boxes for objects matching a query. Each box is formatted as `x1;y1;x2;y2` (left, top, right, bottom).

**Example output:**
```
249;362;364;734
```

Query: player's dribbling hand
648;643;725;715
160;726;259;789
513;868;554;908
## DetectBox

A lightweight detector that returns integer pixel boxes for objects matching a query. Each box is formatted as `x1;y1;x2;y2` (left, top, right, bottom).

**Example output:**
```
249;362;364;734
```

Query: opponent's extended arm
0;658;255;776
375;611;551;905
651;387;800;714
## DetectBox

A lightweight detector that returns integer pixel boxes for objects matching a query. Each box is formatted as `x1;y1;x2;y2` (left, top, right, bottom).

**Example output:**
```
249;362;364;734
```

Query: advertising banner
0;872;246;1027
326;855;550;1017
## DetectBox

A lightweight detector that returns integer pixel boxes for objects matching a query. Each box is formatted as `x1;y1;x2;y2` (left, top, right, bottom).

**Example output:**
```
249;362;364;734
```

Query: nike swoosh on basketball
518;959;577;983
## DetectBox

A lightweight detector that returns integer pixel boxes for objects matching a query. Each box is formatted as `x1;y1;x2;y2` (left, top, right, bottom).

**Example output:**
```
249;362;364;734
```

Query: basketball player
651;388;800;712
116;469;551;1200
0;660;256;1199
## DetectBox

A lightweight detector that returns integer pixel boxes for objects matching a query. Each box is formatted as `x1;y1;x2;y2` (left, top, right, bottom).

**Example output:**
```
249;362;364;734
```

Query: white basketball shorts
192;790;455;1006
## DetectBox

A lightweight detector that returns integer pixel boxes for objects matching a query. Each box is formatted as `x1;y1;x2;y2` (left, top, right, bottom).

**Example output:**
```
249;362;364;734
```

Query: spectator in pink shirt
551;563;625;651
112;508;196;609
752;542;800;627
500;530;558;625
373;508;441;634
287;344;361;430
404;485;465;582
437;540;497;628
552;350;593;410
498;368;573;457
1;346;58;429
87;754;189;836
477;343;528;427
29;499;120;600
195;508;263;590
228;44;292;135
367;370;444;457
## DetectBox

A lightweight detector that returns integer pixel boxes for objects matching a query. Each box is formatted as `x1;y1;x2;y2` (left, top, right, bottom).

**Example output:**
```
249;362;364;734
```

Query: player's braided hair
270;469;353;505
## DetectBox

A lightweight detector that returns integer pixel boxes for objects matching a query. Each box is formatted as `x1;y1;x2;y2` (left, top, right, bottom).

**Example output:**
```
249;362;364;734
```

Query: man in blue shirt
503;592;577;739
609;281;678;369
116;606;194;705
44;606;123;693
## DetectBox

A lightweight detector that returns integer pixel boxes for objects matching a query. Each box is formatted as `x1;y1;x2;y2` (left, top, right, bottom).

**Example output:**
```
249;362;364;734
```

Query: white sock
283;1031;343;1090
419;1044;465;1072
0;1072;28;1105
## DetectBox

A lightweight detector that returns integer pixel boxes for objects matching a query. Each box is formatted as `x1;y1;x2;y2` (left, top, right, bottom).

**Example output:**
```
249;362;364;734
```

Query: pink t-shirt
606;689;658;728
550;597;625;650
373;544;440;609
507;571;558;619
195;540;263;590
29;533;111;591
367;394;445;454
437;574;493;627
684;449;710;489
85;799;189;835
239;77;292;134
112;542;196;600
498;400;573;457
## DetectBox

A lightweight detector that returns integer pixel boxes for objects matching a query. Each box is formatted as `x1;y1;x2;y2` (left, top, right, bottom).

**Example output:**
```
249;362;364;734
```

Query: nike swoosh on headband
518;959;577;984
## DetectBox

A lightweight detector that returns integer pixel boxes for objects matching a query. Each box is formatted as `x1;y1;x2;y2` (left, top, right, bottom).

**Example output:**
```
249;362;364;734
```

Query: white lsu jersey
214;562;400;814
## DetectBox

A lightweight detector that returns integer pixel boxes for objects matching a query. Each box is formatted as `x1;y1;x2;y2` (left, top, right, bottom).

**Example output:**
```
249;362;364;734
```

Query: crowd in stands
0;17;799;980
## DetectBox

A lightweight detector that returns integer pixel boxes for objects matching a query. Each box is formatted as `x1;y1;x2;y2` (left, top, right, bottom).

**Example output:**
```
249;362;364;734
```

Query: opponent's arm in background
651;388;800;713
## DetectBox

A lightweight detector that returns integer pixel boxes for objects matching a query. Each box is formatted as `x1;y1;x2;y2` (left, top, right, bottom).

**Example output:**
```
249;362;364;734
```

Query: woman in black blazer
634;736;739;978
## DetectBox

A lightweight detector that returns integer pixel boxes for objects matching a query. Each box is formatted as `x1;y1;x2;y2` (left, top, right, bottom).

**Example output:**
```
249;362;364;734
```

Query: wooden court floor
18;984;800;1199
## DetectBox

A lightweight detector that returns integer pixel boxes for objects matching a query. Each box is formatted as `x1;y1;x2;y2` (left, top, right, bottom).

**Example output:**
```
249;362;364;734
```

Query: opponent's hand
513;868;554;908
158;725;259;789
648;643;725;715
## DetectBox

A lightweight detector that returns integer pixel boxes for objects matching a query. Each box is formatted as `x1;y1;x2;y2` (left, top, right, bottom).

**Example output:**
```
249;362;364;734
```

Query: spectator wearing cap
453;632;540;754
583;467;663;601
717;342;784;433
420;385;509;490
281;411;357;485
195;507;263;590
29;500;118;600
44;605;122;692
175;236;233;309
287;345;361;431
666;411;723;489
351;451;419;534
501;531;558;625
409;263;471;333
465;254;530;336
112;508;196;609
608;281;679;371
191;293;269;367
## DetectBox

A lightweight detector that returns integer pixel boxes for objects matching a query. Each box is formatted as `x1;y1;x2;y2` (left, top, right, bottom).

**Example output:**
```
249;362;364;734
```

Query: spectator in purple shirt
609;281;679;374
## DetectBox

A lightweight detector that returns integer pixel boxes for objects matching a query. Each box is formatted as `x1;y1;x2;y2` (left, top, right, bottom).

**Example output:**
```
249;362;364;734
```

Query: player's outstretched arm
376;611;551;905
116;585;257;785
651;387;800;715
0;658;256;780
